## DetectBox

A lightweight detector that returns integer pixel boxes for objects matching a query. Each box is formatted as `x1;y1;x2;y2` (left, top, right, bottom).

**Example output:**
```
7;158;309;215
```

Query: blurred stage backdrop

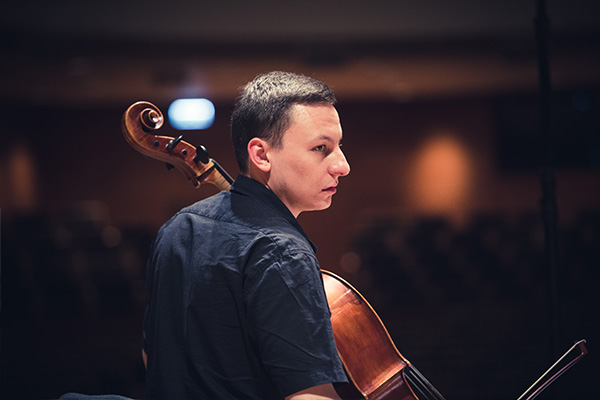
1;1;599;399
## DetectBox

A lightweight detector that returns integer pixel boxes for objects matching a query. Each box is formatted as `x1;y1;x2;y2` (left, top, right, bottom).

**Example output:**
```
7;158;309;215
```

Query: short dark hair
231;71;336;172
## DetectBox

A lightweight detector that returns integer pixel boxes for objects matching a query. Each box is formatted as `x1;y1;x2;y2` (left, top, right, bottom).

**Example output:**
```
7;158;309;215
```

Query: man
143;71;351;399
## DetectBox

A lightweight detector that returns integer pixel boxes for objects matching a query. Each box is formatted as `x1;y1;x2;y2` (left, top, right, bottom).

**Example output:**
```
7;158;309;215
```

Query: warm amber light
7;141;38;212
409;134;472;219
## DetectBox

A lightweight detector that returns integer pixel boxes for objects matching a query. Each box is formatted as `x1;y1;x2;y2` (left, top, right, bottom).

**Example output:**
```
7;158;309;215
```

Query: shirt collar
231;175;317;252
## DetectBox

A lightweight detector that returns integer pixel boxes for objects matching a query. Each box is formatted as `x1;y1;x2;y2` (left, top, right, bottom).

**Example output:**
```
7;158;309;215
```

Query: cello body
322;270;445;400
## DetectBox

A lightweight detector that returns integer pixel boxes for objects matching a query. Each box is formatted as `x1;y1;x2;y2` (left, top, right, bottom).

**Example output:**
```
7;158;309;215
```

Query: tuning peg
166;135;183;151
194;145;210;164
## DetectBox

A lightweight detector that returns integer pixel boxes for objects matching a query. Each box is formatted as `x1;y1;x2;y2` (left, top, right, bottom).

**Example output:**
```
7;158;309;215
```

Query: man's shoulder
157;188;314;255
178;191;231;217
154;192;232;234
159;191;280;234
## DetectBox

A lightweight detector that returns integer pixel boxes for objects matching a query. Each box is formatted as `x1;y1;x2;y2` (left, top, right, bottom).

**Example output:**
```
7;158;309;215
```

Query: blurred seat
59;393;133;400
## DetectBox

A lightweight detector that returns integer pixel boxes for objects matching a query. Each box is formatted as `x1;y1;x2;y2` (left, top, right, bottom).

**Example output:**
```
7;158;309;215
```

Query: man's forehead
289;103;339;124
284;105;342;142
290;102;336;116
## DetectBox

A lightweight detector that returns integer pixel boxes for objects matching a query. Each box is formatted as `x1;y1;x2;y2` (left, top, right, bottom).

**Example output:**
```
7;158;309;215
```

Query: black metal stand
534;1;562;397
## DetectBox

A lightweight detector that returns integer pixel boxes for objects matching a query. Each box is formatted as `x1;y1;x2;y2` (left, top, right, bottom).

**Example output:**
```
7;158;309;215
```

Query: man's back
143;176;346;399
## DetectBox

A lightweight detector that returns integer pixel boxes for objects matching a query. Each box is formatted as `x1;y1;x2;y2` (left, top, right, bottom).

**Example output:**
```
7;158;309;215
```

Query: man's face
267;104;350;217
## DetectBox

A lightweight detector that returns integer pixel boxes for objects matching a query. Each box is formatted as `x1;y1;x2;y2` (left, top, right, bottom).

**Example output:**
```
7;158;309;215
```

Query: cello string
405;365;447;400
405;367;437;400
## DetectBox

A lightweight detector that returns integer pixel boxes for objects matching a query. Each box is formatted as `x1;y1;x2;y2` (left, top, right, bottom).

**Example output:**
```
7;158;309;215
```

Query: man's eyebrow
316;135;343;144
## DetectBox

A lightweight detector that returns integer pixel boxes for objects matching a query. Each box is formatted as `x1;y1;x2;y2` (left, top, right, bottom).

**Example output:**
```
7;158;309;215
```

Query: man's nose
331;149;350;177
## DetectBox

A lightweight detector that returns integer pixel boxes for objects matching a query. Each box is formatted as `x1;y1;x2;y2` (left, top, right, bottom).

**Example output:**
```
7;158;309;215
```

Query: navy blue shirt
143;175;347;399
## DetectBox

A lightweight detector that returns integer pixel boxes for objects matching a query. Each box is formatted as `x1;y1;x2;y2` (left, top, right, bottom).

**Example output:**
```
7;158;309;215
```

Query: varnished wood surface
322;270;418;400
121;101;232;191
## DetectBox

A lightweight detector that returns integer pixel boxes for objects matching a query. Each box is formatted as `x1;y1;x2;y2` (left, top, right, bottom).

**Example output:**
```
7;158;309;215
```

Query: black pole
534;0;561;382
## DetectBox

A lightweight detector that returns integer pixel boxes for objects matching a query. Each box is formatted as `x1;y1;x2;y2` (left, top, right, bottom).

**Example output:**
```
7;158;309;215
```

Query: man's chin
307;201;333;213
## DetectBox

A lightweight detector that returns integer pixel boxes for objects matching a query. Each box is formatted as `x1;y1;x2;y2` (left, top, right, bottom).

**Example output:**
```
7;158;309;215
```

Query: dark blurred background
1;1;599;399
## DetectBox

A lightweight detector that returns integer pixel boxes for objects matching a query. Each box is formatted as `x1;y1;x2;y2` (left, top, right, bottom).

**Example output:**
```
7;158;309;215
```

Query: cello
122;101;587;400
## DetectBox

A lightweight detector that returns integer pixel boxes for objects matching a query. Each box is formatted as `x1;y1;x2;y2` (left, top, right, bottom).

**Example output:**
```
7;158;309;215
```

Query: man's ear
247;138;272;173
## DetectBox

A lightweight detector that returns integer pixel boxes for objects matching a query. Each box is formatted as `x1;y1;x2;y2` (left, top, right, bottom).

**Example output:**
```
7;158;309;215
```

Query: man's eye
314;145;327;152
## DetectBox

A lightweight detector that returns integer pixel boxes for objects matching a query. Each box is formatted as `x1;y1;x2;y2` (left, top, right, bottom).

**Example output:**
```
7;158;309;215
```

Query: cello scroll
121;101;233;190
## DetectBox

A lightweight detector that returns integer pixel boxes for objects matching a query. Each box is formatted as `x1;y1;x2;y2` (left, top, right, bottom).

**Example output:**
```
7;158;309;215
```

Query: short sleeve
244;248;347;397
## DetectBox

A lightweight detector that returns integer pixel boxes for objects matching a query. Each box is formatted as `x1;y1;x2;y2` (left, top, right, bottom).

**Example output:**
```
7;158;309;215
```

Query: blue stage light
168;98;215;130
